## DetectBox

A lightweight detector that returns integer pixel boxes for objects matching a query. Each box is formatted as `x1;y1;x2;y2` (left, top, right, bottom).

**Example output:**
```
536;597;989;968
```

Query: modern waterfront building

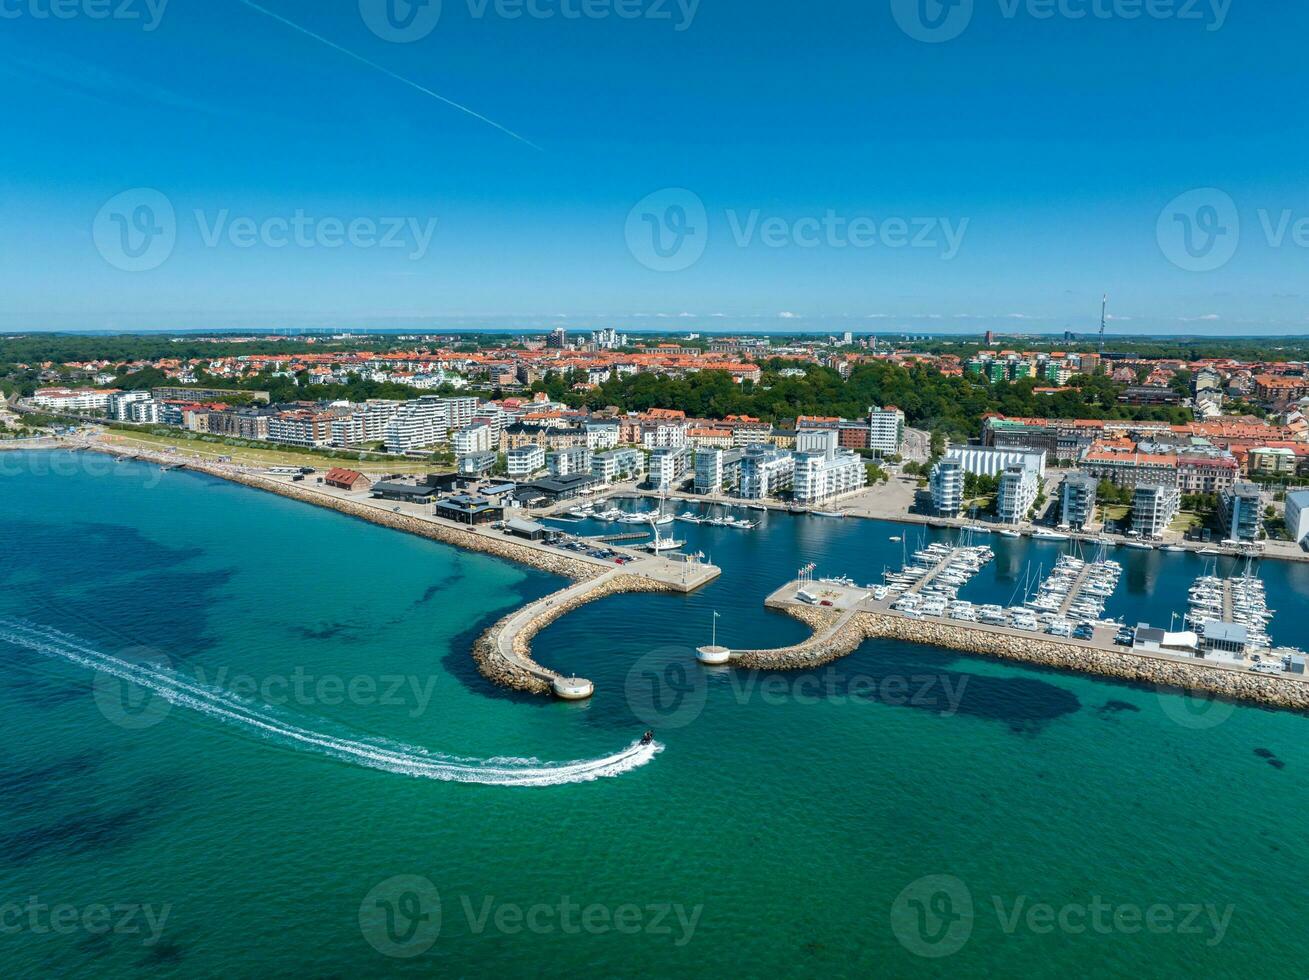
267;410;334;447
106;390;152;420
507;443;546;479
1218;482;1262;542
792;431;866;505
646;446;691;492
452;423;493;456
457;451;497;477
31;387;118;413
738;446;795;500
694;447;724;494
996;463;1039;525
547;446;592;478
383;396;479;453
1131;482;1181;539
941;445;1046;479
1059;472;1098;531
330;399;401;448
867;406;905;456
591;448;645;485
929;459;964;516
1285;490;1309;545
584;421;620;451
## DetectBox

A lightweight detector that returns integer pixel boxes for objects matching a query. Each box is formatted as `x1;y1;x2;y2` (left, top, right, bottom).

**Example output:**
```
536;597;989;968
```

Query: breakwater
727;604;1309;712
474;572;680;696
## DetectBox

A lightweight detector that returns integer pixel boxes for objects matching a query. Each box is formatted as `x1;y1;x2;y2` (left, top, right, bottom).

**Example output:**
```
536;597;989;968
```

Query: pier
1055;563;1096;618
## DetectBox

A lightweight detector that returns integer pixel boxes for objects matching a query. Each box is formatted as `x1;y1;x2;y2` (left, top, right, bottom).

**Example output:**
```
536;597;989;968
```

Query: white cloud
777;311;799;319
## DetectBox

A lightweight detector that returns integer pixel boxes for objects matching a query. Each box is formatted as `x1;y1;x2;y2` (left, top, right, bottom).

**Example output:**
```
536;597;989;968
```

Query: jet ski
640;730;654;745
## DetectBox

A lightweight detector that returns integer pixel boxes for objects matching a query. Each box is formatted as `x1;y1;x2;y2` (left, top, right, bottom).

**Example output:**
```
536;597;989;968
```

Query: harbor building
929;458;964;516
507;443;546;479
647;446;691;492
1131;482;1181;539
738;446;795;500
996;463;1039;524
1218;482;1263;542
792;430;866;505
1285;490;1309;546
591;448;645;485
547;446;592;478
1059;472;1098;530
941;445;1046;479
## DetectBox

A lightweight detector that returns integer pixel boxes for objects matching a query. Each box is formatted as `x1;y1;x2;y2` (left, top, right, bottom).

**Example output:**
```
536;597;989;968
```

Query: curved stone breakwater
728;605;1309;712
474;573;680;695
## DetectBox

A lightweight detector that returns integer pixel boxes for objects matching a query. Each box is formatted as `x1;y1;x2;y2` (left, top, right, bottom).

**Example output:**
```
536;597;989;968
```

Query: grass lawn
1100;503;1131;523
99;430;442;476
1169;510;1205;533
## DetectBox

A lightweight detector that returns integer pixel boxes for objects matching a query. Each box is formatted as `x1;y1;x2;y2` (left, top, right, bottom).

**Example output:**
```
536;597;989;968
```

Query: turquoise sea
1;451;1307;977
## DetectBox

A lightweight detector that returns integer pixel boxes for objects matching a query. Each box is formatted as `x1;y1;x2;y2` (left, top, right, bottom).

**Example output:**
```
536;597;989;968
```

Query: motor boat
640;730;655;745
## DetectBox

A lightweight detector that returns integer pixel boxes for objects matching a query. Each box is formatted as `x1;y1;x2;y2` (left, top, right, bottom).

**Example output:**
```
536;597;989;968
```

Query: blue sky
1;0;1306;335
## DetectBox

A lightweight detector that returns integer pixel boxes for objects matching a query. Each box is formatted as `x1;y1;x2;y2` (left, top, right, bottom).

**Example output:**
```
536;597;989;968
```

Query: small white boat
812;510;846;519
998;529;1021;538
889;535;902;543
1122;541;1154;551
1031;529;1070;541
746;503;768;512
644;537;684;552
1158;544;1184;553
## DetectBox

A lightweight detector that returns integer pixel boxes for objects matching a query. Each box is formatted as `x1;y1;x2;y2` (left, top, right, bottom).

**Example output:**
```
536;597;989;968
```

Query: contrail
233;0;541;150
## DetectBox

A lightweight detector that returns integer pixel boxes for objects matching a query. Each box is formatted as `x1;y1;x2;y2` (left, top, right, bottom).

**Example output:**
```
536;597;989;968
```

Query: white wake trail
0;621;659;788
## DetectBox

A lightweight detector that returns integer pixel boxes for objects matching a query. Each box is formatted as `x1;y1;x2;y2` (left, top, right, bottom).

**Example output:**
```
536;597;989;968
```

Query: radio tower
1099;293;1107;352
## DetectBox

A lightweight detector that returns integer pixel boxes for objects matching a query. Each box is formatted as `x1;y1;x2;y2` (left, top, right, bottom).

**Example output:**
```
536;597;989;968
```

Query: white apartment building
996;464;1039;525
383;396;480;453
107;390;152;421
31;388;117;413
1285;490;1309;546
330;399;401;448
694;447;724;494
453;423;493;456
930;459;965;516
547;446;592;477
642;422;689;449
1131;483;1181;540
647;446;691;491
739;447;795;500
943;445;1047;478
585;422;621;451
793;447;866;505
868;406;905;456
591;448;644;485
507;444;546;479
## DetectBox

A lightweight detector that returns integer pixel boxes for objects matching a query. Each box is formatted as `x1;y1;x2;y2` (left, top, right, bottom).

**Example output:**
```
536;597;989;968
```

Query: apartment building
738;446;795;500
1218;482;1262;542
267;410;335;447
591;448;645;485
507;444;546;479
1131;483;1181;539
996;464;1039;525
868;406;905;455
547;446;592;478
1059;472;1098;531
452;423;493;456
929;459;965;516
647;446;691;492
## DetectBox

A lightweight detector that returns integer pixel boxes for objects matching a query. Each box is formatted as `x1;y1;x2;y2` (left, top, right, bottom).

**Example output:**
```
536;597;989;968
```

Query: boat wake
0;620;660;788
